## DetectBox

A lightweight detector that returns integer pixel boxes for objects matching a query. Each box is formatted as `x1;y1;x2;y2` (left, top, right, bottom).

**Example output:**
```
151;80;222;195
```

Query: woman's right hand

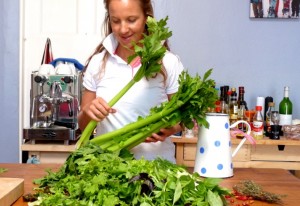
83;97;116;122
78;90;116;131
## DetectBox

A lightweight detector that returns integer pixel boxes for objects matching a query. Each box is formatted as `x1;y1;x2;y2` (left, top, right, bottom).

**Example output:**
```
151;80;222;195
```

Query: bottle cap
239;86;245;93
256;106;262;111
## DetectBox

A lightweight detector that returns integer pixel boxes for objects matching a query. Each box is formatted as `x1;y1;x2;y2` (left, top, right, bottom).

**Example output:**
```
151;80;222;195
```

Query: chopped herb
233;180;285;204
0;167;7;174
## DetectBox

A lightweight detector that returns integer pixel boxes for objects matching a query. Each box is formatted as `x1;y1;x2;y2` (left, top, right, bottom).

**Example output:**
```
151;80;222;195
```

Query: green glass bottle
279;86;293;126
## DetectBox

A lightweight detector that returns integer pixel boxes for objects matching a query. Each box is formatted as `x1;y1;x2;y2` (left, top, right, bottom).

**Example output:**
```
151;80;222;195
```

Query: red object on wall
41;38;53;65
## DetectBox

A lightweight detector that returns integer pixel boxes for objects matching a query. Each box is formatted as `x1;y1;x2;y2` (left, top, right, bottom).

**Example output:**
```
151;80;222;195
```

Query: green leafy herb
28;143;230;206
76;16;171;149
0;167;8;174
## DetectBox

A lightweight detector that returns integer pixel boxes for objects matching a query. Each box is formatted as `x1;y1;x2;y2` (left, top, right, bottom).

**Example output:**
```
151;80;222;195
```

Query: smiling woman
78;0;185;163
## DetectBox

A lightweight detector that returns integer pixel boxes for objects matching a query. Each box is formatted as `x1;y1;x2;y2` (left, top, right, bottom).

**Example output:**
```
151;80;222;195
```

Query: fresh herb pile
28;143;230;206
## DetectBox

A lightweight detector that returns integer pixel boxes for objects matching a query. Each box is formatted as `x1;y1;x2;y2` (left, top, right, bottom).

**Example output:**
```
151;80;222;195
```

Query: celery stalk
106;120;169;152
90;70;218;153
75;79;135;149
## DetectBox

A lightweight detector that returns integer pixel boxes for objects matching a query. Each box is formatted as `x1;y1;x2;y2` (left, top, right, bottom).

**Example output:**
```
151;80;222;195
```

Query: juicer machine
23;62;82;144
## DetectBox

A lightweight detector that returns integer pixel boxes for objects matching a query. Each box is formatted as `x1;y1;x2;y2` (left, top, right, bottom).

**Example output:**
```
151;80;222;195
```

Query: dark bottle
264;96;273;121
224;85;230;104
265;102;275;137
237;86;248;111
229;87;238;124
219;86;226;113
226;90;232;114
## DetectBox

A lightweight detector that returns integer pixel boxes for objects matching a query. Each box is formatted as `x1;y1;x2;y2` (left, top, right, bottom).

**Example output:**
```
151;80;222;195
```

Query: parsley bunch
30;143;230;206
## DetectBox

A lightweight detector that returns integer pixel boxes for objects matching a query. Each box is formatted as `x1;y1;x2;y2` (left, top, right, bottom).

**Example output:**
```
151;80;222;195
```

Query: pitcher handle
230;120;251;157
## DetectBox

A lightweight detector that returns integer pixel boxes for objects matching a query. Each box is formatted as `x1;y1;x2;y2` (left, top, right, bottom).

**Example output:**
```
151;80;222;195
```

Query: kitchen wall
0;0;20;162
1;0;299;162
153;0;300;116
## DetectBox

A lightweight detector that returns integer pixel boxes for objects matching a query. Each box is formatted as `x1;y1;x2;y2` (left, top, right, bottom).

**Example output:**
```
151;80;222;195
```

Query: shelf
171;136;300;146
21;141;76;152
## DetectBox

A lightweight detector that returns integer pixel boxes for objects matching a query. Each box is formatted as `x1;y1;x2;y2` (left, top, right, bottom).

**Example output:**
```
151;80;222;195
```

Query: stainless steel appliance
23;63;82;144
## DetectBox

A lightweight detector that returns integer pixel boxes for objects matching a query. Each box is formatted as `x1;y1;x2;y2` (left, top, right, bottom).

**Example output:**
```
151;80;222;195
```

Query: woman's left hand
145;124;182;142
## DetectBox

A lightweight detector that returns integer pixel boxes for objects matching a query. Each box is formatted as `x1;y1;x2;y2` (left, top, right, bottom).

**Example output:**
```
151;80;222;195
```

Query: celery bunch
91;69;218;152
76;16;172;149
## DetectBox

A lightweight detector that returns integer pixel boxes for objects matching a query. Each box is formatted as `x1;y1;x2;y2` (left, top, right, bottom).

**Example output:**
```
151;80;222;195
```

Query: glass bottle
219;86;226;114
252;106;264;140
229;87;238;124
265;102;275;137
237;86;248;111
226;90;232;114
237;105;247;132
279;86;293;126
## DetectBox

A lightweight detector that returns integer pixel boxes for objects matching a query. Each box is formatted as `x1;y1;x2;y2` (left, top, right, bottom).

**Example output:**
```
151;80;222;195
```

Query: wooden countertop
172;136;300;145
1;163;300;205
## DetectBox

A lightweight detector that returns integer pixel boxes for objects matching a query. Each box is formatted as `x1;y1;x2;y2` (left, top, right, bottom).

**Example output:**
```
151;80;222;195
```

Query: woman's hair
84;0;168;82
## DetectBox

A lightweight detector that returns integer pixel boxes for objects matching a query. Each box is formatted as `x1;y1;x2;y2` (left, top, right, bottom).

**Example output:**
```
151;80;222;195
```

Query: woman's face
108;0;147;49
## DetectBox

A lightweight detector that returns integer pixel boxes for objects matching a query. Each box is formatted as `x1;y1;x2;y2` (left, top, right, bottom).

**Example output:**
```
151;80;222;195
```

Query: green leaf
173;180;182;205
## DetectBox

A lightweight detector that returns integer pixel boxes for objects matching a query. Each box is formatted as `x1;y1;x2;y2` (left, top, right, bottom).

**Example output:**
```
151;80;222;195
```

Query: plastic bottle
252;106;264;140
279;86;293;126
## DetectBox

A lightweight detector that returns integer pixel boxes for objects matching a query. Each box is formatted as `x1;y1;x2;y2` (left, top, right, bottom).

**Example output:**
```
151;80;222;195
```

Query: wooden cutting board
0;178;24;206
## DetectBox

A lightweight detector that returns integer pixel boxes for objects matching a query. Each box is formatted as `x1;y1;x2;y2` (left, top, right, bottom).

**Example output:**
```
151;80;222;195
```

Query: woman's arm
78;89;116;131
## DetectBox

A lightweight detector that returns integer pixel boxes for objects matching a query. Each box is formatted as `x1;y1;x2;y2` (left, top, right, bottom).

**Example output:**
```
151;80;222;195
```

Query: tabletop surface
0;163;299;206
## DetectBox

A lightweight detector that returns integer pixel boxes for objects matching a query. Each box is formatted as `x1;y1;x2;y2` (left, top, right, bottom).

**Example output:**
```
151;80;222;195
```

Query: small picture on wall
250;0;299;18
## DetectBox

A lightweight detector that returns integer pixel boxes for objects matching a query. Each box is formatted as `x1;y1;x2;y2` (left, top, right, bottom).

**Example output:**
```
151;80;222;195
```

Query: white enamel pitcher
194;113;251;178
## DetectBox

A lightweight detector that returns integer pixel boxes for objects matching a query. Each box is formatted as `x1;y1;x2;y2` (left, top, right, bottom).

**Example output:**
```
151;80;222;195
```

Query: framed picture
250;0;299;18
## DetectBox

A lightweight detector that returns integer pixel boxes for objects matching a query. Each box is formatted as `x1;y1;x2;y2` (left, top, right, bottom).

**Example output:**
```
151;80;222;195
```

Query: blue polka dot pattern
229;141;231;147
200;147;205;153
231;163;233;169
217;164;223;170
225;122;229;129
215;141;221;147
201;168;207;174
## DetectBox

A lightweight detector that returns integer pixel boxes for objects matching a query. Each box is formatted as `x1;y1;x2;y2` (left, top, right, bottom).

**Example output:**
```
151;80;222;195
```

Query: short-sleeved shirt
83;33;184;162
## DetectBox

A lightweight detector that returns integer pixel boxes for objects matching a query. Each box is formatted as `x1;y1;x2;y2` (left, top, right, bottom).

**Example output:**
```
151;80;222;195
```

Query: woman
78;0;184;163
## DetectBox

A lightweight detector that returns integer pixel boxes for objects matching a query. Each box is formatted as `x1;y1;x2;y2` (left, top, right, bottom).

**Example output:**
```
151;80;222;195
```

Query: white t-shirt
83;34;184;162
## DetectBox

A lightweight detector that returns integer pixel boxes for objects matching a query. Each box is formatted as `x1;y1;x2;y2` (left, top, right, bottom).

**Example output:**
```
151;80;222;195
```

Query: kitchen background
1;0;299;163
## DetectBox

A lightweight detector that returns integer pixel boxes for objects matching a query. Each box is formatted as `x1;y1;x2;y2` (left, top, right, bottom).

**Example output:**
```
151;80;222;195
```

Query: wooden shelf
21;141;76;164
172;136;300;146
21;143;76;152
171;136;300;172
